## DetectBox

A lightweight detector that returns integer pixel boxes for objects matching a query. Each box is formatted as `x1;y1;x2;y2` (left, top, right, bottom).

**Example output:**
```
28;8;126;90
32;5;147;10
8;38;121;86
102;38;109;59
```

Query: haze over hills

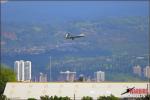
1;1;149;81
1;16;149;55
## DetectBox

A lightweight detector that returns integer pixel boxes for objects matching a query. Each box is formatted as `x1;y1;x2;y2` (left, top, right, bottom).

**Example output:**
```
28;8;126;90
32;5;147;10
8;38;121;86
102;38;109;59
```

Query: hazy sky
1;1;149;22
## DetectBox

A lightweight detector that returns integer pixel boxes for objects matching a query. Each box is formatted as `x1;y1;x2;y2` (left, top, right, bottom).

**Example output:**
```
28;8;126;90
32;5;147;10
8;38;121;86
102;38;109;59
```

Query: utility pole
147;52;150;95
148;9;150;95
74;94;75;100
49;56;51;82
148;1;150;95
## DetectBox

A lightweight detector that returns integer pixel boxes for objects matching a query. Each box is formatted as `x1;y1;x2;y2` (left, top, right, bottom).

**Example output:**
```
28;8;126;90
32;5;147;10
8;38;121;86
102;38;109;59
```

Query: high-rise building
24;61;32;81
14;60;24;81
39;72;47;82
20;60;25;81
14;60;32;82
14;61;20;81
133;65;141;76
143;66;150;78
60;71;76;82
94;71;105;82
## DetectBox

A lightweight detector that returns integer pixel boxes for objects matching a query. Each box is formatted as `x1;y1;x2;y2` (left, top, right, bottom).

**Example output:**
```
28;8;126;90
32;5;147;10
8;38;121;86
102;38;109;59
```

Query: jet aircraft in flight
65;33;85;40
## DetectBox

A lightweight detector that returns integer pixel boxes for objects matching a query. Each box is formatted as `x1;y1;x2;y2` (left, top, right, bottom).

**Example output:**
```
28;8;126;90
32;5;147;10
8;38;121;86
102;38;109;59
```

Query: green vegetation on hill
1;16;149;56
1;16;149;81
0;64;16;94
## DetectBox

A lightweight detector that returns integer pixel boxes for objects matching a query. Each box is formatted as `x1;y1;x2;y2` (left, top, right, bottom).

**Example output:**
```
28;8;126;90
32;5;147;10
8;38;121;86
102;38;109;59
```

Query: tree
28;98;37;100
60;96;71;100
40;95;50;100
0;94;9;100
40;95;71;100
53;95;59;100
97;95;119;100
81;96;93;100
136;94;150;100
143;95;150;100
0;64;16;94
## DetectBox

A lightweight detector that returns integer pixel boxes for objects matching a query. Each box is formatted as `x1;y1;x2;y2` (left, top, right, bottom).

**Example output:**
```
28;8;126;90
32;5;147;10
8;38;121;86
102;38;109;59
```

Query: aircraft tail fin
79;33;85;36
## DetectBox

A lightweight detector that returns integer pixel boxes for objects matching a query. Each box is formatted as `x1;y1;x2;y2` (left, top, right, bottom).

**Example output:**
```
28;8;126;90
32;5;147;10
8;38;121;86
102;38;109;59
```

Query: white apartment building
133;65;141;76
60;71;76;82
94;71;105;82
24;61;32;81
14;60;32;82
14;61;20;81
39;72;47;82
143;66;150;78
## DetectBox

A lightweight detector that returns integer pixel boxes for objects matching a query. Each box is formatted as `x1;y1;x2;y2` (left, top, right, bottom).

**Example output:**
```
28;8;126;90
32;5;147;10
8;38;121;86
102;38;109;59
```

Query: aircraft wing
74;34;85;38
74;35;84;38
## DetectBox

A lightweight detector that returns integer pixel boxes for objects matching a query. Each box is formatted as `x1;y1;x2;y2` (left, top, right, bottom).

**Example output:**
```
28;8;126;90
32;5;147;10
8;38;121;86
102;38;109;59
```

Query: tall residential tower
14;60;32;82
143;66;150;78
133;65;141;76
94;71;105;82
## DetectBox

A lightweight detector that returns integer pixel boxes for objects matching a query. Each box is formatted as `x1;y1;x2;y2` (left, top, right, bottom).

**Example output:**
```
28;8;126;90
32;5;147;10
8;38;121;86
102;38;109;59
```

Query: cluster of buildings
14;60;32;82
133;65;150;78
14;60;105;82
60;70;105;82
14;59;150;83
60;71;76;82
14;60;49;82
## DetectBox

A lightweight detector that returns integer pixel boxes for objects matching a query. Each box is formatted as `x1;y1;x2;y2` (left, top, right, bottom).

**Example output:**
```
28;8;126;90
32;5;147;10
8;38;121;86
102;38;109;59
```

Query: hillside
1;16;149;81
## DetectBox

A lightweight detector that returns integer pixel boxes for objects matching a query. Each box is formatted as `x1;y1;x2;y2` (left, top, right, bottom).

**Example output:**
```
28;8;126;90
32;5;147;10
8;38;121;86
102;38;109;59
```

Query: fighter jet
121;87;135;95
65;33;85;40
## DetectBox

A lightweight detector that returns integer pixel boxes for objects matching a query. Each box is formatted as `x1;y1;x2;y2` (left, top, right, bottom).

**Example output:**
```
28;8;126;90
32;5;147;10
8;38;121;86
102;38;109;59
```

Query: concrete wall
4;82;150;99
